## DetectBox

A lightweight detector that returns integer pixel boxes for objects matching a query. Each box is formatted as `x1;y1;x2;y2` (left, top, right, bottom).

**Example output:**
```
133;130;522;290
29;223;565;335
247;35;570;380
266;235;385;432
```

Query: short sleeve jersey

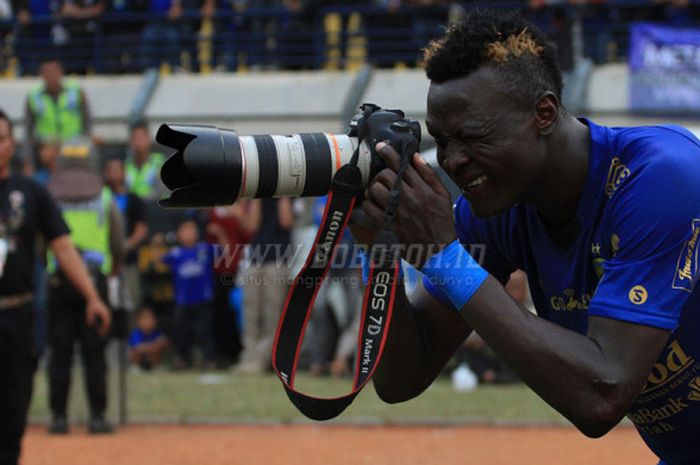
162;242;214;307
0;176;69;295
450;119;700;465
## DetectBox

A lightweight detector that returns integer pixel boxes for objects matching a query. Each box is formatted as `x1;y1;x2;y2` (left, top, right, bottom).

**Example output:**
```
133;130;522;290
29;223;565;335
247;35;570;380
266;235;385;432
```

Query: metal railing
1;1;700;76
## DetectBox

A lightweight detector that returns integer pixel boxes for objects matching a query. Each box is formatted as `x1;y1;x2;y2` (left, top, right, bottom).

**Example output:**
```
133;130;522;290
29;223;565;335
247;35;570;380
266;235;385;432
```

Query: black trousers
48;272;109;417
0;303;37;465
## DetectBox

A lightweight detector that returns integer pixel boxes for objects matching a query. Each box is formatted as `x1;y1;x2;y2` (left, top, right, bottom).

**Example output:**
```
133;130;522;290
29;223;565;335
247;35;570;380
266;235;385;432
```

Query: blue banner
629;23;700;113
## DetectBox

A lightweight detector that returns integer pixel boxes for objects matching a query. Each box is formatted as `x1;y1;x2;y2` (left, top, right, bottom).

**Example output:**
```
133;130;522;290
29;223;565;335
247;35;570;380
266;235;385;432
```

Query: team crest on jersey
605;157;630;198
672;218;700;293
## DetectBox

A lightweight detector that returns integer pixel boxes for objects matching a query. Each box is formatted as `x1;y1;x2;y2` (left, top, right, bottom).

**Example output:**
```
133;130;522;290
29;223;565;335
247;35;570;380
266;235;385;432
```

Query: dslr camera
157;103;421;207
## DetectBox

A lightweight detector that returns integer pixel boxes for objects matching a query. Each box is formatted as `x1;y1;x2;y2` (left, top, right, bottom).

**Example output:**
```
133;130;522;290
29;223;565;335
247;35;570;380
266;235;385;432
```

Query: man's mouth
462;175;487;195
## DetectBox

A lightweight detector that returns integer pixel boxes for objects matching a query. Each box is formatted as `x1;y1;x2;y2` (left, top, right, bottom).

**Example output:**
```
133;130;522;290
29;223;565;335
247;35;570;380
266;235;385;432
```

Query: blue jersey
450;119;700;465
128;328;163;348
162;242;215;307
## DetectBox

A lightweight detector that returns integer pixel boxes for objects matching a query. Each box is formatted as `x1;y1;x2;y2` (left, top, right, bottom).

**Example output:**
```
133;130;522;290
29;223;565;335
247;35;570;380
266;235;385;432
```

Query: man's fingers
376;142;401;171
100;311;112;337
412;153;450;197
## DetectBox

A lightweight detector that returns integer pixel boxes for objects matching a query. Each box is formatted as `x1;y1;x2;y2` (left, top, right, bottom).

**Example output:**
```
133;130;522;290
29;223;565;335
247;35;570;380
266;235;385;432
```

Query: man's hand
362;142;457;268
86;295;111;338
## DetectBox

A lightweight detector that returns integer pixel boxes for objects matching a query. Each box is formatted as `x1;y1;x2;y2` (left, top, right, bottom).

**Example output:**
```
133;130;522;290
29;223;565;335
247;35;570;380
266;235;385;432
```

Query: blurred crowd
14;55;530;391
0;1;699;75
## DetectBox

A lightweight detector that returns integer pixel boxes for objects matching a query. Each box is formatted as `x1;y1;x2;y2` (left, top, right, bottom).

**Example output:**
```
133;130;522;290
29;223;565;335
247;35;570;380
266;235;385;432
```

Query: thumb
412;153;450;197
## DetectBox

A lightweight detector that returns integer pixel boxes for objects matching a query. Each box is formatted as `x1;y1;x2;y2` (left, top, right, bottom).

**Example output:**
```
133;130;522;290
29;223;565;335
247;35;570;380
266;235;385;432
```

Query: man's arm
109;201;126;275
363;142;673;438
79;89;92;136
462;277;668;437
49;235;111;336
372;282;472;402
22;98;35;175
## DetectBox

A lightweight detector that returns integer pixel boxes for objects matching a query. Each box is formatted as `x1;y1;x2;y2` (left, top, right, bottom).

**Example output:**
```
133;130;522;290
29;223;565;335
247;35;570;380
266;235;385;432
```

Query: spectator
53;0;107;74
238;197;293;374
140;0;183;71
23;57;92;174
45;139;124;435
102;0;150;73
104;156;148;311
206;200;260;368
138;232;176;336
13;0;58;75
32;139;61;186
162;218;216;369
125;119;165;201
0;108;111;465
128;306;169;370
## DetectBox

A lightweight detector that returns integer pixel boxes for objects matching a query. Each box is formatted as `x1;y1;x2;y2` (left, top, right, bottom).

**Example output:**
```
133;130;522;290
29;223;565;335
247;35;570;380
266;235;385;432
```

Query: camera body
157;103;421;207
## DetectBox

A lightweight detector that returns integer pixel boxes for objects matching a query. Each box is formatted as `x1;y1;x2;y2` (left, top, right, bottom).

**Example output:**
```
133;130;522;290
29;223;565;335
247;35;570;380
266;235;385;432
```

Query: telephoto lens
157;125;373;207
157;104;420;208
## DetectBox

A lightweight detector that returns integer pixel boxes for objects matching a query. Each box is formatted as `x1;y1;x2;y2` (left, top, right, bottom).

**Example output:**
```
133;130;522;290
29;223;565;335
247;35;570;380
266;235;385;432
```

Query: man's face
426;67;547;218
104;159;125;188
40;61;63;93
0;119;15;173
129;127;150;156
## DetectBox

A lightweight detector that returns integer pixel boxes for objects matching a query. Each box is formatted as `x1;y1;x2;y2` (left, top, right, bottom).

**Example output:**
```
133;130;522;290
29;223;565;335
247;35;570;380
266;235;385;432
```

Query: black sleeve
34;181;70;241
129;193;147;224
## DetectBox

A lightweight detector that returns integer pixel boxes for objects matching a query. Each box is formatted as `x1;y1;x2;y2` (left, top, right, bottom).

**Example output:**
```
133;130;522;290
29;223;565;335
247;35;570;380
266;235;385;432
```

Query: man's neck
110;184;127;194
530;115;591;232
133;152;149;168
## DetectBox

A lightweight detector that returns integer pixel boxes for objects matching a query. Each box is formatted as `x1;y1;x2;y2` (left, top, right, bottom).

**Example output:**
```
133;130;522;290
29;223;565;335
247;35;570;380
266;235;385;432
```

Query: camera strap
272;151;408;421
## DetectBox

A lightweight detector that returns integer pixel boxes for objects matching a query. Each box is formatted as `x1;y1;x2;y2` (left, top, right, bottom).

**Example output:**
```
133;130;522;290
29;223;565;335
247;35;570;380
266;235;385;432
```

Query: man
23;57;92;173
46;141;124;435
358;10;699;465
0;110;110;465
104;156;148;311
125;120;165;201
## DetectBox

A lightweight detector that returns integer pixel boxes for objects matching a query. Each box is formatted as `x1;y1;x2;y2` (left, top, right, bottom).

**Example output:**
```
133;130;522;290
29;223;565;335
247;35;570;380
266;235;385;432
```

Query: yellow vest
28;80;84;141
59;188;112;275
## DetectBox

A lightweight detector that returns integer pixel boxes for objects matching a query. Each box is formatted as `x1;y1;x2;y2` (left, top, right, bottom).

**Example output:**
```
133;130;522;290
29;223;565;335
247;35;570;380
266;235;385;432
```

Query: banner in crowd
629;23;700;113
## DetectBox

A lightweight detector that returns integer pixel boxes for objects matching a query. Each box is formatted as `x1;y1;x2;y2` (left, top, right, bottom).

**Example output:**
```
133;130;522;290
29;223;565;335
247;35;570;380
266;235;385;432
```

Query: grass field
28;368;569;425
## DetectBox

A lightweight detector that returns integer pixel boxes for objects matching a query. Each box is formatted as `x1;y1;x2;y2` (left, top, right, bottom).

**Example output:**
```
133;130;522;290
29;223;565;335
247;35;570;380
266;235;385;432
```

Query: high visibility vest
59;188;113;275
28;80;84;141
125;152;165;198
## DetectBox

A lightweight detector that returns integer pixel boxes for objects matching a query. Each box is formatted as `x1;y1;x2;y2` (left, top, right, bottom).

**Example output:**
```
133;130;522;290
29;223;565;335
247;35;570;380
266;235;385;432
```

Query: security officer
125;120;164;200
46;139;124;435
0;110;110;465
22;57;92;174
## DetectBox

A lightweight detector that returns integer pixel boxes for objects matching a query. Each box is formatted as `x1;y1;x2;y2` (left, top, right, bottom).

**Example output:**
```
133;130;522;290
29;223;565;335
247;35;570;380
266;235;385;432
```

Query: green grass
28;368;568;425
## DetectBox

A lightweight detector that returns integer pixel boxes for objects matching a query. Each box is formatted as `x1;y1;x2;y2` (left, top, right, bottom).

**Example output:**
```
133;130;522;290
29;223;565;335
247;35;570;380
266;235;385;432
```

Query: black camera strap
272;143;409;421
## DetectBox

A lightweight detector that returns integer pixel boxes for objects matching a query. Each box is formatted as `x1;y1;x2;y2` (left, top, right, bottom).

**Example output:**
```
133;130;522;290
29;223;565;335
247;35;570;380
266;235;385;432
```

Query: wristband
420;240;488;310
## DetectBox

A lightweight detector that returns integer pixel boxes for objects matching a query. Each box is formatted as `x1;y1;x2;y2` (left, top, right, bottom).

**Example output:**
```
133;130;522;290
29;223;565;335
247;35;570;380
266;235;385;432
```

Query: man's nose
443;148;469;177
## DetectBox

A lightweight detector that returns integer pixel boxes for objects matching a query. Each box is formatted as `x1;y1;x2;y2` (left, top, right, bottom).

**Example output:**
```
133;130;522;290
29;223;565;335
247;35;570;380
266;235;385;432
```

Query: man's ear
534;91;560;136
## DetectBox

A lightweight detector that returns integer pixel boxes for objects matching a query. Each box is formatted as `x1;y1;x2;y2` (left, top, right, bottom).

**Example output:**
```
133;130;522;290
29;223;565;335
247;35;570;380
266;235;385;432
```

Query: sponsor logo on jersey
629;285;648;305
672;218;700;293
642;340;694;393
549;288;591;311
605;157;630;197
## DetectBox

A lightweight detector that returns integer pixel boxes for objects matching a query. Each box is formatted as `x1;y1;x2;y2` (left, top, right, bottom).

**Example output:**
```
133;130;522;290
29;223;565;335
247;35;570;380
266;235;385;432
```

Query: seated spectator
14;1;57;75
53;0;107;74
162;218;216;370
102;0;149;73
128;307;169;370
140;0;184;71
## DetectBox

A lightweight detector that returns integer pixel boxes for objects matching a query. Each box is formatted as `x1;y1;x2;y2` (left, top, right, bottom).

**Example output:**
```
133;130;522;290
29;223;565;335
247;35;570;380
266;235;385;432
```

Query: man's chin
466;198;511;219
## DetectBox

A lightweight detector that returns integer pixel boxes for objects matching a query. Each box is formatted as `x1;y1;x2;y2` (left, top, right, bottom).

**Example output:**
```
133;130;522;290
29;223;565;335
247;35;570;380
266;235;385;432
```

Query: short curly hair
423;9;563;107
